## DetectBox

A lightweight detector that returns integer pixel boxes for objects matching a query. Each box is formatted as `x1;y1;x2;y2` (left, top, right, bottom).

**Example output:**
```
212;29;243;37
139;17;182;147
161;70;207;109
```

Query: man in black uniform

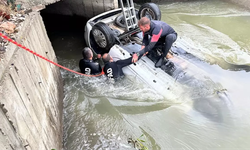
79;47;102;75
102;53;137;79
132;17;177;66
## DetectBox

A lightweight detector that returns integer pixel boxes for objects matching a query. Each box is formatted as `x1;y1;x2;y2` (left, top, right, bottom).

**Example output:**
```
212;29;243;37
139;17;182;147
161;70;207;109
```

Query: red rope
0;32;104;77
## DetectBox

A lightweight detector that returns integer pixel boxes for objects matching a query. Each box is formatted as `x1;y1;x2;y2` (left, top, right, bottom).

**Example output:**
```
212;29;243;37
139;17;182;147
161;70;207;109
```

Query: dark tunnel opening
41;13;87;35
40;4;89;55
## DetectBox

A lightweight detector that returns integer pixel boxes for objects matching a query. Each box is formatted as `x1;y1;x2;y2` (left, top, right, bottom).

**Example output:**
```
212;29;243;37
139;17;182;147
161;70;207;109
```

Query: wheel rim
140;8;156;20
92;29;107;48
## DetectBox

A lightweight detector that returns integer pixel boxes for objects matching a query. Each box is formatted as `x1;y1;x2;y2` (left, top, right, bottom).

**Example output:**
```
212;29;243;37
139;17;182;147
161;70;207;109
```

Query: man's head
82;47;93;60
138;17;151;33
102;53;113;63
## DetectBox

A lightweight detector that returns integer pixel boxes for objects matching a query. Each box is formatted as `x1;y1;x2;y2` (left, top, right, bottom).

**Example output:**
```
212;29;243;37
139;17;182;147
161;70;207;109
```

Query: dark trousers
151;33;177;57
163;33;177;57
144;33;177;57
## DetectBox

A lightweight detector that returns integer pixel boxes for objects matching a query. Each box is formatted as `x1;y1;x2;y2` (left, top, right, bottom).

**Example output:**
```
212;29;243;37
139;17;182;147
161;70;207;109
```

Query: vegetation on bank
128;134;149;150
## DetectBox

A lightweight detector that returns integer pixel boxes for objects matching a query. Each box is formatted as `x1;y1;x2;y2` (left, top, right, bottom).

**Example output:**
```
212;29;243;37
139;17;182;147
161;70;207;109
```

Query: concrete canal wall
0;12;63;150
42;0;118;18
16;0;118;18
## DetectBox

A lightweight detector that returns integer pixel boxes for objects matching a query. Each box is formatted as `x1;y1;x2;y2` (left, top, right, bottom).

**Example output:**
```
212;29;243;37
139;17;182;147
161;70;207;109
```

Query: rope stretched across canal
0;33;104;77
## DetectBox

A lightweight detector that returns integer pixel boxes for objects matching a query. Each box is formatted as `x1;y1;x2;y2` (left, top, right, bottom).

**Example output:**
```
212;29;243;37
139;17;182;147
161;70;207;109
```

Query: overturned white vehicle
84;0;230;103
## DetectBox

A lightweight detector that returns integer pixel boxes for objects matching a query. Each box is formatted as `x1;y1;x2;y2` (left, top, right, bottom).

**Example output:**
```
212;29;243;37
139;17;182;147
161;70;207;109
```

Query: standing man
132;17;177;65
102;53;137;79
79;47;102;75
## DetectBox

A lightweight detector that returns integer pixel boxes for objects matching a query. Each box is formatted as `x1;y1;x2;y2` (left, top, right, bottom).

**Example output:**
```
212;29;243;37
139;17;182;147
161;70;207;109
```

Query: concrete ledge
42;0;119;18
0;12;63;150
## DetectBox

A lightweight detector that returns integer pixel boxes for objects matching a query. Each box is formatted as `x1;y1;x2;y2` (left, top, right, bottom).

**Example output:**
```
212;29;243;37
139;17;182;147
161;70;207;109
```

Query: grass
128;134;149;150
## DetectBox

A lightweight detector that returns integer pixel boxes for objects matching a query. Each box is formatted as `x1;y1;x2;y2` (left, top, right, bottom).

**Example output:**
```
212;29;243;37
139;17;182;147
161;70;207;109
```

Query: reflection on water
44;0;250;149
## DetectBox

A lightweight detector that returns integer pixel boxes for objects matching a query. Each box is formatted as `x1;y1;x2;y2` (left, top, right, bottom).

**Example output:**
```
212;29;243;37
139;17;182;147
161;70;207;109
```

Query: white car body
108;44;185;101
83;4;230;104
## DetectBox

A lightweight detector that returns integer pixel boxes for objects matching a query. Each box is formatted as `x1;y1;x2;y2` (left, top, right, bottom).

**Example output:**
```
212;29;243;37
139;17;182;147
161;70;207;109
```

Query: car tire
91;22;115;51
115;14;126;28
138;3;161;20
115;10;139;28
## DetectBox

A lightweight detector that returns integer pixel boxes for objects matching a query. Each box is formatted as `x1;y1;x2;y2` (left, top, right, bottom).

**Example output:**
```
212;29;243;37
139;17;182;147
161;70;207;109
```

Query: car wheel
138;3;161;20
91;22;115;51
115;14;126;28
115;10;139;28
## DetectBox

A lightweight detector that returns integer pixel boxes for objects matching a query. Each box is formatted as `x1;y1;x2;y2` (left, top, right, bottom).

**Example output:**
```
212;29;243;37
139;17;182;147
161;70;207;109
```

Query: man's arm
132;28;163;62
142;32;149;46
79;59;83;73
116;57;134;68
